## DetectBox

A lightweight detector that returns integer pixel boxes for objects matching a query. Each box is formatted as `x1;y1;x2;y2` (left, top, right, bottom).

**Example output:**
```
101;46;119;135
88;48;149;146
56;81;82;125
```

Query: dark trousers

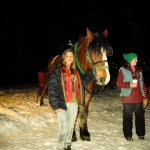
123;103;145;138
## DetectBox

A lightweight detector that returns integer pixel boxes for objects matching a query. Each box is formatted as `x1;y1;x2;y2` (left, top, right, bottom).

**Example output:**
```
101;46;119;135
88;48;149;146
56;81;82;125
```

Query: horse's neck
77;50;88;73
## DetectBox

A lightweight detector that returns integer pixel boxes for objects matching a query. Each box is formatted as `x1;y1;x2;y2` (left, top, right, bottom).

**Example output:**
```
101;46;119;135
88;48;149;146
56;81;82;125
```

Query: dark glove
81;70;94;85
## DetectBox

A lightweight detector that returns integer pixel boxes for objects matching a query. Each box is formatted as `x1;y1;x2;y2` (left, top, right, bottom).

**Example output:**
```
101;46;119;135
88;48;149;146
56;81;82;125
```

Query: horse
39;28;113;141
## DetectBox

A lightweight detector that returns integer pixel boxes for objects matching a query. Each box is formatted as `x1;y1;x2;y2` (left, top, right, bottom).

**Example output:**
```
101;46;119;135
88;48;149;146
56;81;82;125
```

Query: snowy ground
0;84;150;150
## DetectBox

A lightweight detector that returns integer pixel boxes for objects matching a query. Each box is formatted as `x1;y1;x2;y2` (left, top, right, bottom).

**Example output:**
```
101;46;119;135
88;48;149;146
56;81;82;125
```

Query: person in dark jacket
116;52;149;142
48;49;94;150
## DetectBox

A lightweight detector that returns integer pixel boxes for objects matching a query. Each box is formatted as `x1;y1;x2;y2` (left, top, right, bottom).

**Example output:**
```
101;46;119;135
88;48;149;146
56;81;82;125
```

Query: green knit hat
123;53;137;63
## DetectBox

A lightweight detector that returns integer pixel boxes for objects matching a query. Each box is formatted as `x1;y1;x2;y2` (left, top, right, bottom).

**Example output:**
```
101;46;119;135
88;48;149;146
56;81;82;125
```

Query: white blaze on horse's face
96;48;110;85
102;49;110;85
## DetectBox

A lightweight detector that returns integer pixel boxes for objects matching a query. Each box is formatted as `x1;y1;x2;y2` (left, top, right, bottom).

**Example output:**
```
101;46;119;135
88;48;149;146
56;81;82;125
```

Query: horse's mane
87;32;109;54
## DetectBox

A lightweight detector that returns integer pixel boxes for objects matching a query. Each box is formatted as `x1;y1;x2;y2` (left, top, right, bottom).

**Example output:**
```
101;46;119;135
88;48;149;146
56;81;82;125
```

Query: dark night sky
0;1;149;86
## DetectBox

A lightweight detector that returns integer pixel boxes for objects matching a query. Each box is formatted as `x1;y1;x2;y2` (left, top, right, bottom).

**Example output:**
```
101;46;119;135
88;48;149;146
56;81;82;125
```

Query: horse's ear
86;28;94;41
102;29;108;37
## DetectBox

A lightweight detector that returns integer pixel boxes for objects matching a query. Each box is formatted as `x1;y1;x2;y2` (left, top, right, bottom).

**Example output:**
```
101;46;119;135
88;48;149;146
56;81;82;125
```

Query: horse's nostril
101;77;105;83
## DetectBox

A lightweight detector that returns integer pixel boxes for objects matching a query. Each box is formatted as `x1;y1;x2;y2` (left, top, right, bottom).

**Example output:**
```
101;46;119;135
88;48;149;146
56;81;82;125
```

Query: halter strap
86;52;109;69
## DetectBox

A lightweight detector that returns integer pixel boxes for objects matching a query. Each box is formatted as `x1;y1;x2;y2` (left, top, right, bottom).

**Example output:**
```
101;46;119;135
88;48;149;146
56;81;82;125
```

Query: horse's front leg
79;104;90;141
78;90;92;141
72;82;94;142
71;103;90;142
72;103;90;142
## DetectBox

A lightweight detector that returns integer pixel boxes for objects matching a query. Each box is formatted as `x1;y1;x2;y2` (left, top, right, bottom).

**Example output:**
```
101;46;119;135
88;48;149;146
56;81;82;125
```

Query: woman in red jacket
49;49;83;150
48;49;94;150
116;52;149;142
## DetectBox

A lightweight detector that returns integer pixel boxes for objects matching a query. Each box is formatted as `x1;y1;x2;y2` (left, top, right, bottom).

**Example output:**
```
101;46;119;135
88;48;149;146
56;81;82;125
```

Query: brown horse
39;28;113;141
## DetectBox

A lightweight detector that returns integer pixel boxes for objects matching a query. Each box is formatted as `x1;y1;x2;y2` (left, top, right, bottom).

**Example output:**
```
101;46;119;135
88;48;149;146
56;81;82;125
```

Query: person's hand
130;83;137;88
143;99;149;109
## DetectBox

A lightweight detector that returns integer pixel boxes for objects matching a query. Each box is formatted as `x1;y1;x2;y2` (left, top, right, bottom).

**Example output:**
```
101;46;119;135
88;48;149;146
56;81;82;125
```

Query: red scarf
62;66;79;102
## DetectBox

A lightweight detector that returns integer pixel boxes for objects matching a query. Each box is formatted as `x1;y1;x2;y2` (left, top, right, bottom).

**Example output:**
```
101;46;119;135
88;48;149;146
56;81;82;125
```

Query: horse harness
73;42;109;95
86;51;109;78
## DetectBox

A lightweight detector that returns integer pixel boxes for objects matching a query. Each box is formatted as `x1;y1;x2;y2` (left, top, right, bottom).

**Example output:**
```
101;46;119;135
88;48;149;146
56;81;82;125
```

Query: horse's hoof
80;128;91;141
72;137;77;142
80;136;91;141
72;129;77;142
40;102;44;106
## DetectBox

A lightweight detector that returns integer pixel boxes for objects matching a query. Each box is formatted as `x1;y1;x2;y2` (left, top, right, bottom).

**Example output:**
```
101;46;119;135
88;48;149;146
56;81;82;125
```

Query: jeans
56;103;78;150
123;103;145;138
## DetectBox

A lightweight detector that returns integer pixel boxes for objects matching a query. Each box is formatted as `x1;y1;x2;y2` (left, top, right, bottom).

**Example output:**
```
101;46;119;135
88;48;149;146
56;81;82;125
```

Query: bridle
73;42;110;95
86;50;109;78
73;42;109;77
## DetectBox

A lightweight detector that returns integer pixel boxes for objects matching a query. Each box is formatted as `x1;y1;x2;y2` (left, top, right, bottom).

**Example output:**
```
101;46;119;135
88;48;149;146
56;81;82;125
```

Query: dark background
0;1;149;87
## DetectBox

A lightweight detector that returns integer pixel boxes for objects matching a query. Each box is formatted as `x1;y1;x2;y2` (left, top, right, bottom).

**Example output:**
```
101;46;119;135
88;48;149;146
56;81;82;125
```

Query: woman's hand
130;83;137;88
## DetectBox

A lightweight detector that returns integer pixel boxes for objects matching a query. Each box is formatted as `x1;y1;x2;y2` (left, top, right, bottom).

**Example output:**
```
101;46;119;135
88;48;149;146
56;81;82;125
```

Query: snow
0;84;150;150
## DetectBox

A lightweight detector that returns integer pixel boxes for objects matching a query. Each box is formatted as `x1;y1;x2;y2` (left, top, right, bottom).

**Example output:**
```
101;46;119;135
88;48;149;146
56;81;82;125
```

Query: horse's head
76;28;113;86
86;28;113;85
